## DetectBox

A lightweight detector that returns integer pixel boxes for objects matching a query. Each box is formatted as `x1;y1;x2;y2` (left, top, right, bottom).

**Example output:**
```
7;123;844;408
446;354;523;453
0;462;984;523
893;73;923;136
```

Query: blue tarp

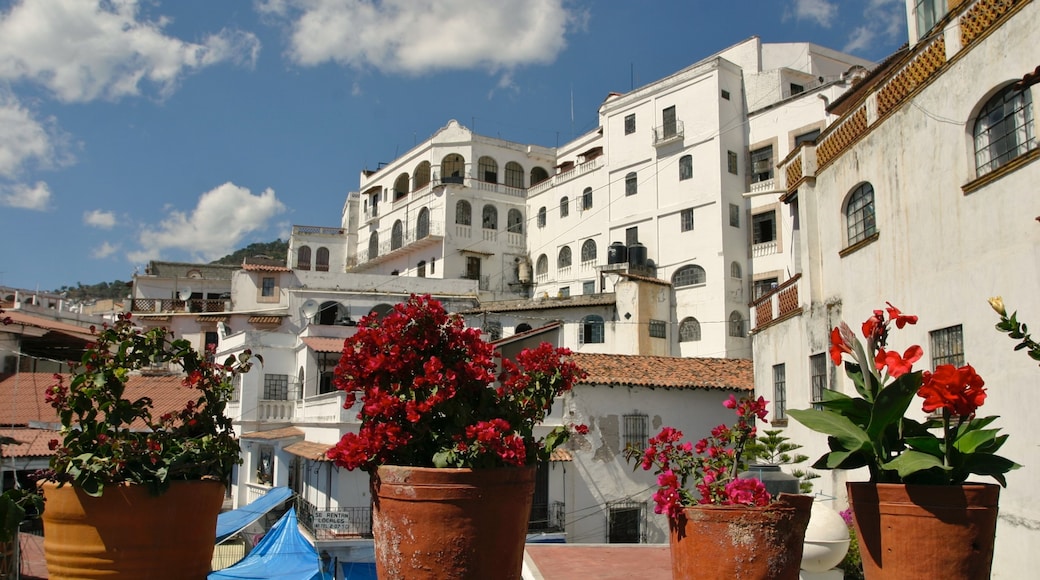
215;487;293;544
340;562;377;579
209;508;332;580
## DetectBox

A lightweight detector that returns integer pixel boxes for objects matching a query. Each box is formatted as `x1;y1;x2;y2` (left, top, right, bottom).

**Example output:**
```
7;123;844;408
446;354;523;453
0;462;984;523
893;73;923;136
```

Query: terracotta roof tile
1;311;95;341
618;272;670;285
549;448;572;462
302;337;346;353
0;427;60;458
249;315;284;325
284;440;333;461
242;263;291;272
570;353;753;392
240;427;304;440
490;322;562;346
196;315;229;322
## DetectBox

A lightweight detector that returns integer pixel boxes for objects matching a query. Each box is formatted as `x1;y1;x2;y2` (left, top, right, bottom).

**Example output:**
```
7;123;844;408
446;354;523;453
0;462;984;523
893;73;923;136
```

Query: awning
210;507;331;580
301;337;346;353
215;487;293;544
285;441;334;462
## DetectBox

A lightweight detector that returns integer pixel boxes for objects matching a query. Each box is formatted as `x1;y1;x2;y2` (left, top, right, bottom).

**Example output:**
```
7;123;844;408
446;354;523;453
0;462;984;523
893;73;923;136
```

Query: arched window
673;265;706;288
368;231;379;260
581;239;597;262
441;153;465;183
580;315;605;344
558;246;572;268
679;155;693;181
625;172;638;196
515;323;532;334
507;209;523;233
729;311;745;337
318;301;343;325
974;84;1036;176
417;260;426;278
679;317;702;342
391;220;404;250
296;245;311;270
478;156;499;183
316;247;330;272
393;173;409;200
482;205;498;229
413;161;431;189
582;187;593;210
536;254;548;276
730;261;742;279
537;206;547;228
456;200;472;225
531;166;550;186
845;183;876;246
369;303;394;320
505;162;524;188
560;196;569;217
416;207;430;239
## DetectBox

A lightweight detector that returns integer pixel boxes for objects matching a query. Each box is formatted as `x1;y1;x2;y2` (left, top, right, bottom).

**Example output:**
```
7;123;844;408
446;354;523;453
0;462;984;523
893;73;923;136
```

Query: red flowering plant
45;313;259;497
326;294;586;471
623;395;774;520
789;303;1019;485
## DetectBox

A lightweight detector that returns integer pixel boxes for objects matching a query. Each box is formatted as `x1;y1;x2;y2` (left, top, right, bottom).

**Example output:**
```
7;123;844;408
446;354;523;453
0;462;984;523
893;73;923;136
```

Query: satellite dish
178;287;192;301
300;299;320;321
217;322;230;339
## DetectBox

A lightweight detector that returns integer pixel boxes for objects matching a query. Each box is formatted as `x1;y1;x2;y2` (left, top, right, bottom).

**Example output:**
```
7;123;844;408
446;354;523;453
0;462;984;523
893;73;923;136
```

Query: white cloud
790;0;839;27
130;182;286;263
0;181;52;210
258;0;573;74
0;0;261;102
0;92;70;179
92;241;119;259
845;0;907;55
84;209;117;229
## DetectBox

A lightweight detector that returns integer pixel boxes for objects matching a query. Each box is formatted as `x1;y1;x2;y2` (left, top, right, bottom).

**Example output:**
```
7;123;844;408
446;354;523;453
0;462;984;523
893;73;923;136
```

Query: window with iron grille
607;502;644;544
558;246;572;268
753;277;778;300
456;200;472;225
729;311;745;338
263;373;289;400
625;227;638;247
773;363;787;420
623;413;648;451
680;208;694;232
679;155;693;181
648;320;666;339
581;239;597;263
750;145;774;183
679;317;701;342
625;172;638;196
318;353;338;394
506;209;523;233
560;196;569;217
728;151;738;175
974;84;1036;176
845;183;876;246
482;205;498;229
537;207;547;228
477;156;498;183
752;210;776;244
930;325;964;368
261;277;275;297
729;203;740;227
583;280;595;294
810;353;828;410
504;161;524;188
672;265;705;288
624;114;636;135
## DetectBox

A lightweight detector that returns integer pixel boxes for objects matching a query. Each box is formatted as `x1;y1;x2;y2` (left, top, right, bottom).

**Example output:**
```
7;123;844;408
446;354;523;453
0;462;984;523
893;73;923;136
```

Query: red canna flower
918;364;986;417
885;302;918;329
829;326;852;366
874;345;923;378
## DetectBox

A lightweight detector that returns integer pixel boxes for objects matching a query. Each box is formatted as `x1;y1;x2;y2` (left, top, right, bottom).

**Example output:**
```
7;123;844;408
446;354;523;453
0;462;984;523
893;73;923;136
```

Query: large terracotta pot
669;493;813;580
42;479;225;579
847;482;999;580
371;465;535;580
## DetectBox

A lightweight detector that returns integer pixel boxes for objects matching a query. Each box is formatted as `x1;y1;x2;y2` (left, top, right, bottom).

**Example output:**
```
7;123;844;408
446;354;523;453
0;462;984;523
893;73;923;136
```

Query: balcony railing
352;221;445;266
292;225;345;237
752;239;779;257
653;120;684;146
750;274;802;332
528;500;566;532
296;496;373;540
130;298;228;313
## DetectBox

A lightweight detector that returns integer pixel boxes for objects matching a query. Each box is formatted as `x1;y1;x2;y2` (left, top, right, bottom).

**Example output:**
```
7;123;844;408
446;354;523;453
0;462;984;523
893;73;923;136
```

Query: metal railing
529;500;566;532
653;120;684;145
295;496;373;540
130;298;229;313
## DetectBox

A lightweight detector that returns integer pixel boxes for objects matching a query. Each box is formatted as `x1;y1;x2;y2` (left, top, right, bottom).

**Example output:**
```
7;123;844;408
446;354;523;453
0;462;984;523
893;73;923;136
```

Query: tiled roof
284;440;333;461
461;293;616;314
0;310;96;341
196;315;229;322
0;372;218;428
0;427;60;458
490;322;562;346
242;263;291;272
571;353;753;392
240;426;304;440
302;337;346;353
618;272;670;286
249;315;284;325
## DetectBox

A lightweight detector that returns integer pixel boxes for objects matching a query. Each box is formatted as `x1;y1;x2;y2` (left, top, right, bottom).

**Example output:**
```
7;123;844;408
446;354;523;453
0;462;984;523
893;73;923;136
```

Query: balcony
296;496;373;540
652;120;684;147
750;274;802;332
251;391;354;424
292;225;345;237
352;221;445;267
130;298;228;313
751;239;778;257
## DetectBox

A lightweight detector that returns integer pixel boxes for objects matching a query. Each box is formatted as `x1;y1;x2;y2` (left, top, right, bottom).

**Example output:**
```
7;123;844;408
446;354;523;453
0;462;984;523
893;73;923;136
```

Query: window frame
749;145;774;183
581;239;597;263
773;363;787;421
579;315;605;344
560;196;570;217
728;311;745;338
624;114;636;135
557;246;572;268
678;317;701;342
455;199;472;226
582;187;593;210
672;265;706;288
680;208;694;232
752;209;777;245
679;154;693;181
973;84;1036;177
537;206;547;228
810;353;828;410
845;183;877;246
930;324;965;368
625;172;638;196
648;319;667;339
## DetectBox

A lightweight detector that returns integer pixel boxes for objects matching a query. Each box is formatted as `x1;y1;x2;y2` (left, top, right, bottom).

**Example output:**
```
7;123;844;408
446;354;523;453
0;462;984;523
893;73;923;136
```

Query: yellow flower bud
988;296;1006;316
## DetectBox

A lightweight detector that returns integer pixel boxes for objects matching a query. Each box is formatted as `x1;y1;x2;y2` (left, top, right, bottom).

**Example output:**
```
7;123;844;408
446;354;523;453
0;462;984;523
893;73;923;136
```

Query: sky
0;0;909;292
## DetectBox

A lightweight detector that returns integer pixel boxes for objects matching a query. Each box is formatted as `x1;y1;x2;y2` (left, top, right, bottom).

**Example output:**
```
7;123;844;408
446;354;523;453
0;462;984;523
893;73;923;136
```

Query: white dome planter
801;500;851;572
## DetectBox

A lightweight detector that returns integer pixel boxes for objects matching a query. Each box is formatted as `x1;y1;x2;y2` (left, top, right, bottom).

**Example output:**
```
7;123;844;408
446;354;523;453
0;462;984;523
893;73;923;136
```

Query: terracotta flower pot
41;479;225;579
371;465;535;580
669;493;814;580
847;482;999;580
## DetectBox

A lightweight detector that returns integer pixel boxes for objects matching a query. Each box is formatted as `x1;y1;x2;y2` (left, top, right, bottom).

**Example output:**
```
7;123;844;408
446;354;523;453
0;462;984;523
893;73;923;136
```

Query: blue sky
0;0;908;291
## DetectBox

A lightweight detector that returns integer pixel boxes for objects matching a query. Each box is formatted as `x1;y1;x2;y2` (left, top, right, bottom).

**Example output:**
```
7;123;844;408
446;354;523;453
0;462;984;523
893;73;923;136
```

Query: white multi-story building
750;0;1040;576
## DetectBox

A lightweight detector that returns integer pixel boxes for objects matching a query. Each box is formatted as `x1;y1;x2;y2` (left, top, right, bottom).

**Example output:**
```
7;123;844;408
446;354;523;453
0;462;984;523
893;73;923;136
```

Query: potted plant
41;313;259;579
788;302;1019;579
625;395;813;580
326;294;585;580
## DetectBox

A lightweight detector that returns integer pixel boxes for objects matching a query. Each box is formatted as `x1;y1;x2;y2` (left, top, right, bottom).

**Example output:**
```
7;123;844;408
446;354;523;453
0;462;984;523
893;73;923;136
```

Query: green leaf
811;449;867;470
865;372;921;442
904;435;942;457
960;453;1020;485
788;408;871;453
953;428;1000;455
882;450;947;478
